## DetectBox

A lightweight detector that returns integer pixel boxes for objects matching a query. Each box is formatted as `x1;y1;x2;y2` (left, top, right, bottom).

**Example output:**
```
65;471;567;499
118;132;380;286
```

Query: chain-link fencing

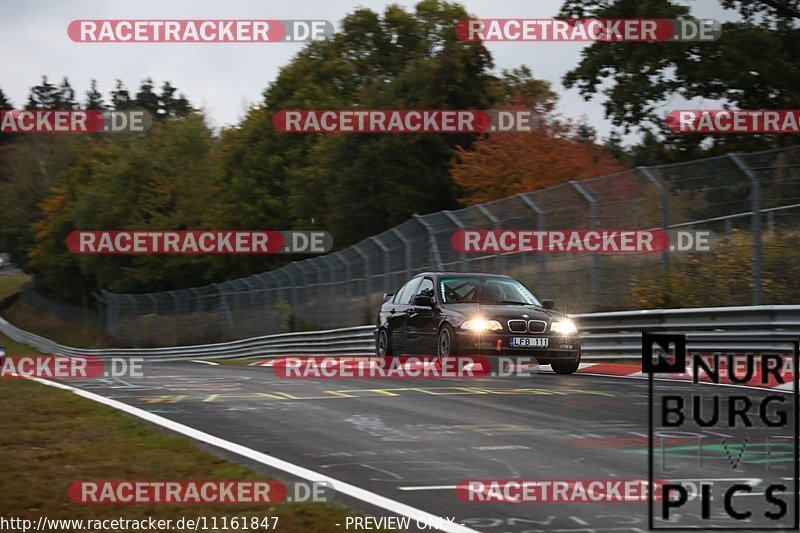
95;146;800;347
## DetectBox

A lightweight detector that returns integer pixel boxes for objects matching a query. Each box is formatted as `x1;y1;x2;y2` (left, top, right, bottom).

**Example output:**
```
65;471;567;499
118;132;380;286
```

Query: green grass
0;272;113;348
2;300;113;347
0;272;30;299
0;333;362;531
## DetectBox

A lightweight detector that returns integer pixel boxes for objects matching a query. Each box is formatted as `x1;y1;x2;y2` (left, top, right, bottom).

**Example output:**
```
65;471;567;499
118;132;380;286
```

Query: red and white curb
252;359;795;391
560;362;795;392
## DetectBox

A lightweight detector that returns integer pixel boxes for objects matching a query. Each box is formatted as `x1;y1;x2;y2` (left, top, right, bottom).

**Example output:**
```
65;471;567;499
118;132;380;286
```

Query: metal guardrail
2;305;799;362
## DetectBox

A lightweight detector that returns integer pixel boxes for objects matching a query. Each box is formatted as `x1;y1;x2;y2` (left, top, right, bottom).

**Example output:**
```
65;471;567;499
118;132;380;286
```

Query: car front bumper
454;330;581;361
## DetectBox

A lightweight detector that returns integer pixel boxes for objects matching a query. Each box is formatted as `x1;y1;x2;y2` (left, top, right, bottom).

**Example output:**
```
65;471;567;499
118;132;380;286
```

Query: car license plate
510;337;548;348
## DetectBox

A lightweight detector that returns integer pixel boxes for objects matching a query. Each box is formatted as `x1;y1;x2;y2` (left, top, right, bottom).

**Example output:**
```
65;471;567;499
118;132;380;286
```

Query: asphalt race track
56;362;797;532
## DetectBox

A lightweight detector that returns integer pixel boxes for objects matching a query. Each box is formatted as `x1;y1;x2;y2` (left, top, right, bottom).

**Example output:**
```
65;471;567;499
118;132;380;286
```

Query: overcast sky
1;0;731;140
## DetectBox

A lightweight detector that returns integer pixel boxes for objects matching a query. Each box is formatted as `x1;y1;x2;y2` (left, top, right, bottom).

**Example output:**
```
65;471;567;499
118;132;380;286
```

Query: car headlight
550;318;578;335
461;318;503;332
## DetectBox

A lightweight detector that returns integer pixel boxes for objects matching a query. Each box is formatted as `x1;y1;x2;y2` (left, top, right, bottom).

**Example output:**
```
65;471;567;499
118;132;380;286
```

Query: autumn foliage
451;96;629;205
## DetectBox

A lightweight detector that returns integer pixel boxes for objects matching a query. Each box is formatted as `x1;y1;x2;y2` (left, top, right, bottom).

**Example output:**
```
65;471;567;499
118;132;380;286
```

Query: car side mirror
541;299;555;310
413;295;434;307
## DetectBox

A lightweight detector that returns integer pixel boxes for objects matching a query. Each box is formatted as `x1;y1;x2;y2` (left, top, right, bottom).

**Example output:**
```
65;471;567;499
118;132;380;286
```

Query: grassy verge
0;272;30;299
0;334;361;531
1;273;371;531
2;300;113;348
0;273;113;348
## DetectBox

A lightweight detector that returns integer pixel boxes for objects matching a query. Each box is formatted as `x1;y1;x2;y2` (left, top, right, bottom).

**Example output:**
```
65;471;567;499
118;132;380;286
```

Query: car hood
442;303;568;323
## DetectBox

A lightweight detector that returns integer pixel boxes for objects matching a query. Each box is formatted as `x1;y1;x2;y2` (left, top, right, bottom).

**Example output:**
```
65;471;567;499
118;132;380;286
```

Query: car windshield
439;277;541;305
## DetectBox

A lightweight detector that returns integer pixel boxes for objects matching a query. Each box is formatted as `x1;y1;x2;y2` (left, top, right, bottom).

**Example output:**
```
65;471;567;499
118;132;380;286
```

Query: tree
55;77;78;109
28;115;221;299
160;81;192;118
85;79;105;110
110;79;133;110
559;0;800;160
0;88;13;145
451;90;629;205
221;0;504;249
135;78;160;116
25;76;59;110
0;88;11;110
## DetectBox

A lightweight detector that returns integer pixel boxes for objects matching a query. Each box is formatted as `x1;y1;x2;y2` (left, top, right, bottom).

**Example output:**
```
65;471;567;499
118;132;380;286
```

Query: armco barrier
1;305;799;362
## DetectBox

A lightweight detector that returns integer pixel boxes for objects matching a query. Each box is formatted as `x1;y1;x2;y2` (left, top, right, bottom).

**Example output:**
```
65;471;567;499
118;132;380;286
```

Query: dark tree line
16;76;192;118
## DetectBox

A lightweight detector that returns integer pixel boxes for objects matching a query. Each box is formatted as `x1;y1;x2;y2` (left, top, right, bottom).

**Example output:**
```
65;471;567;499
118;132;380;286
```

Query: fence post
212;283;233;340
127;294;138;348
639;166;670;270
370;236;391;294
291;264;304;317
570;181;599;310
442;210;468;271
335;254;352;325
518;193;548;297
189;288;202;341
240;277;258;338
353;245;370;320
147;294;159;346
476;204;504;273
729;153;763;306
280;267;298;330
168;291;179;345
293;262;311;325
390;228;413;279
413;215;444;271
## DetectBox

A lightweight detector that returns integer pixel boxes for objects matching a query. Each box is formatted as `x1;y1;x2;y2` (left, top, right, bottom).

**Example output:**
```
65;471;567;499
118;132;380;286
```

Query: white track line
399;485;458;491
191;360;219;366
29;377;477;533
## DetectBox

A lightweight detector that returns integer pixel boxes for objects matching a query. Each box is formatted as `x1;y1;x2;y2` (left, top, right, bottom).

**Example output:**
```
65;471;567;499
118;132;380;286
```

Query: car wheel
437;324;458;357
376;329;393;357
551;357;580;375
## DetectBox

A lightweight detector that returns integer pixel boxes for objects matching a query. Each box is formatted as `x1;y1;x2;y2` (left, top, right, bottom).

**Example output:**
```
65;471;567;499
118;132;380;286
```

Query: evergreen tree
25;76;59;110
110;79;132;110
160;81;193;118
135;77;160;116
85;79;105;110
55;76;77;109
0;88;12;110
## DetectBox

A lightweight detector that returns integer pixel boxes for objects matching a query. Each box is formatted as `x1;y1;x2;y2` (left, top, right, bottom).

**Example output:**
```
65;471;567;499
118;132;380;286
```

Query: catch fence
95;146;800;346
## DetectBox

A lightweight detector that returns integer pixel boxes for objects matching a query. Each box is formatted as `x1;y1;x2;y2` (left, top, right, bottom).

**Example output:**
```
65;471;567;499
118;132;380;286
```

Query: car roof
415;272;512;279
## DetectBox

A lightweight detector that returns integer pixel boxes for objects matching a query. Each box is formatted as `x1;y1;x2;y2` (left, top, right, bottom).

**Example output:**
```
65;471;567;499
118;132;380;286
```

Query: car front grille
527;320;547;333
507;320;527;333
507;320;548;333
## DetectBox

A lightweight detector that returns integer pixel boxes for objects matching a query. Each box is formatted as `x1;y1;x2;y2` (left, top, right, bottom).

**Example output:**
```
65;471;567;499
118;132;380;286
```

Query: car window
392;282;410;304
439;277;541;305
393;277;422;304
413;278;435;302
400;277;423;304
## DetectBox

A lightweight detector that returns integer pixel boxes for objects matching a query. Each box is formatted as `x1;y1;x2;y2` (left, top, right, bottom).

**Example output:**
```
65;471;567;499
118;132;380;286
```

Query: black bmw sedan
374;272;581;374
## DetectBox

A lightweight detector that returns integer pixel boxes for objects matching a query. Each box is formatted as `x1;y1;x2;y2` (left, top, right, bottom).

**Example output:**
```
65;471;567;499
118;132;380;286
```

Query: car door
405;277;438;355
387;277;422;355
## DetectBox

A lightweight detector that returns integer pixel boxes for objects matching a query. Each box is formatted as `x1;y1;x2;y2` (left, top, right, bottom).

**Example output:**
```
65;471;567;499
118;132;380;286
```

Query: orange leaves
451;119;629;206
